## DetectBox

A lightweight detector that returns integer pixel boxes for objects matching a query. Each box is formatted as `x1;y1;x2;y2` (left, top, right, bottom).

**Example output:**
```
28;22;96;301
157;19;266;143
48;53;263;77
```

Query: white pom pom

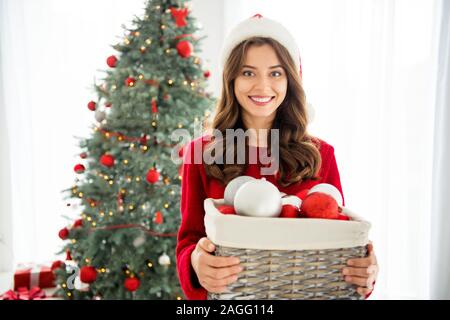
308;183;343;206
224;175;255;205
234;178;282;217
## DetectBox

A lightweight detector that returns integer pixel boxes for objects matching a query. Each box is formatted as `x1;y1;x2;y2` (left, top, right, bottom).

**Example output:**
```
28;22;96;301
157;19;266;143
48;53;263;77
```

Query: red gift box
14;263;55;290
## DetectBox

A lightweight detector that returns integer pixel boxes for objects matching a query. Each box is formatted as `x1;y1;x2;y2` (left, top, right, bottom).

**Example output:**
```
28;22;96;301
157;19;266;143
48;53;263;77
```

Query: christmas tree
53;0;214;300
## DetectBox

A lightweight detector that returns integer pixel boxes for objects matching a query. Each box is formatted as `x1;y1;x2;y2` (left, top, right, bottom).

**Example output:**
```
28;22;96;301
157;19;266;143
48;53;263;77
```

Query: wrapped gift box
13;263;55;290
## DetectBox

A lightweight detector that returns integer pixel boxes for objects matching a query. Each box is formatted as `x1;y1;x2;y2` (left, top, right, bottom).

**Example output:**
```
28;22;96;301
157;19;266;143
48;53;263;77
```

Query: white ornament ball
308;183;343;206
281;195;302;209
234;178;282;217
95;110;106;123
133;234;146;248
224;175;255;205
158;253;171;266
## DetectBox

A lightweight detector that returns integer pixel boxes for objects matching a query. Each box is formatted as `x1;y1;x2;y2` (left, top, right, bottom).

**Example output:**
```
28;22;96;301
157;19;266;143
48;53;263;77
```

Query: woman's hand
191;237;243;293
343;241;379;297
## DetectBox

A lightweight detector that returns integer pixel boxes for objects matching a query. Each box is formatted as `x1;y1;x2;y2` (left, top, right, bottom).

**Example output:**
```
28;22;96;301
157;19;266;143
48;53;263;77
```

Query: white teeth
250;96;273;103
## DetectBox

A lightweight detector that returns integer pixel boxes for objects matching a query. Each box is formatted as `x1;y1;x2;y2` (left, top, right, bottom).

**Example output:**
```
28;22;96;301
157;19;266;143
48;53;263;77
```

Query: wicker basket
204;198;371;300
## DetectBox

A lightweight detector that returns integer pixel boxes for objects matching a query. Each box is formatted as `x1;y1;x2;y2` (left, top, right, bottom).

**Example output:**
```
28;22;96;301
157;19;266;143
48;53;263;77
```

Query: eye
242;70;254;77
271;71;283;77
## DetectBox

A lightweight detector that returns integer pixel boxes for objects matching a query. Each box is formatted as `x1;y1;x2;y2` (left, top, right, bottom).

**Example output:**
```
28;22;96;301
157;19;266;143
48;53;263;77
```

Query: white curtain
224;0;441;299
431;0;450;300
0;0;145;268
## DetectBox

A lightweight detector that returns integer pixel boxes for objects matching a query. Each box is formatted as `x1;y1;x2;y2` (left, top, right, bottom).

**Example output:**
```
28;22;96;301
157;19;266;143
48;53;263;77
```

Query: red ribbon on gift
1;287;46;300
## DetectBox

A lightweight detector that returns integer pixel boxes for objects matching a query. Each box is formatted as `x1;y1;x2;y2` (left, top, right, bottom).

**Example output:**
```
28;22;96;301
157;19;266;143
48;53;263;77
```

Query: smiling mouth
248;96;275;105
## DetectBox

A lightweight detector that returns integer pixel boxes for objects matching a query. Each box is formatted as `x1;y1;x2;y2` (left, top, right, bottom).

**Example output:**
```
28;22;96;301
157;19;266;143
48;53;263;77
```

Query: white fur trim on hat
219;14;302;74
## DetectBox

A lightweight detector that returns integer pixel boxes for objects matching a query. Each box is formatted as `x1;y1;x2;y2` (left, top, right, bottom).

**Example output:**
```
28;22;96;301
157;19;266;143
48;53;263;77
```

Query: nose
253;75;271;91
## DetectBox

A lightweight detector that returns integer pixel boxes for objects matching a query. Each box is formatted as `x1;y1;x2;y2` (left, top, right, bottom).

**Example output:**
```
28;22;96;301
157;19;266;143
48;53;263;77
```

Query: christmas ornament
170;7;188;27
308;183;343;207
80;266;97;283
279;205;299;218
224;175;255;205
66;250;72;261
203;70;211;78
151;99;158;113
140;134;148;145
146;168;160;184
87;101;96;111
106;55;118;68
234;178;282;217
217;205;236;215
100;154;115;168
73;219;83;228
51;260;64;271
74;164;85;174
280;195;302;208
95;110;106;123
176;40;193;58
154;211;163;224
300;192;340;219
80;152;87;159
125;77;136;87
124;277;140;292
74;275;90;291
133;234;146;247
158;253;171;266
105;102;112;108
58;227;69;240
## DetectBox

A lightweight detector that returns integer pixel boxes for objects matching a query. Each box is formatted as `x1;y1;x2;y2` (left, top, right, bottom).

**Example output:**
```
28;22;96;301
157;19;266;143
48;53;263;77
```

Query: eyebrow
242;65;283;69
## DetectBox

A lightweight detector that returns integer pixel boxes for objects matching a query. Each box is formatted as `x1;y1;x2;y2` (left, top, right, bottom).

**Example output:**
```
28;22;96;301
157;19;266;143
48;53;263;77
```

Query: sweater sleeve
175;140;208;300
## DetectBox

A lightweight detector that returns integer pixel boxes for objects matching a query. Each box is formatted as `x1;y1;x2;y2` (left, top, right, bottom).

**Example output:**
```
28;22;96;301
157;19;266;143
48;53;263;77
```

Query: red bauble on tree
176;40;193;58
100;154;115;168
65;250;72;261
146;168;160;184
124;277;140;292
106;55;118;68
203;70;211;78
80;152;87;159
125;77;136;87
80;266;97;283
87;101;96;111
58;227;69;240
51;260;65;271
74;164;85;174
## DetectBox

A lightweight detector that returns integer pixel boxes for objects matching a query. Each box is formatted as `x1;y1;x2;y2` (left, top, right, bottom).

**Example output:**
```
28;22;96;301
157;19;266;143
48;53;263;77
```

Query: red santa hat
219;14;303;79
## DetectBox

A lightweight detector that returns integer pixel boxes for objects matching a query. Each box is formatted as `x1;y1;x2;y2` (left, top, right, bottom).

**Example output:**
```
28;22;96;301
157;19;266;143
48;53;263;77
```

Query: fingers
344;275;373;289
356;287;373;297
347;256;375;268
198;237;215;253
343;266;373;277
204;264;243;280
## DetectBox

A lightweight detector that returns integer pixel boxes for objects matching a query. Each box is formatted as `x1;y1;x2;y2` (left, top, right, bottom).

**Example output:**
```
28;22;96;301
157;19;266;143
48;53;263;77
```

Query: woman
176;14;378;300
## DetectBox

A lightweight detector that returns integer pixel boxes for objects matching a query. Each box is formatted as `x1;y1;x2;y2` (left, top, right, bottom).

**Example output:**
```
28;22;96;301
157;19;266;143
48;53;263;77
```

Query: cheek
274;80;288;99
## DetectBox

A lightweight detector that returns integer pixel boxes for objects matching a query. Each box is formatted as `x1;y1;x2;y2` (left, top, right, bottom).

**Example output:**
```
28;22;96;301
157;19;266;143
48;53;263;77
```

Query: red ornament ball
279;204;299;218
100;154;115;168
80;266;97;284
87;101;96;111
80;152;87;159
58;227;69;240
217;205;236;215
124;277;140;292
176;40;193;58
146;168;160;184
73;219;83;228
105;102;112;108
74;164;85;174
125;77;136;87
300;192;340;219
106;55;118;68
51;260;65;271
204;70;211;78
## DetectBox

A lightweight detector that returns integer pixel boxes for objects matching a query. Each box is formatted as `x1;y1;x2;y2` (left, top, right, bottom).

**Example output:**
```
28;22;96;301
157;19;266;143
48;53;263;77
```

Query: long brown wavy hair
204;37;321;187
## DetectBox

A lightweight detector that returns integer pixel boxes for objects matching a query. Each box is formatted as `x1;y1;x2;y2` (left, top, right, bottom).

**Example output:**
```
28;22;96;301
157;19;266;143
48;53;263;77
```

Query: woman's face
234;44;288;127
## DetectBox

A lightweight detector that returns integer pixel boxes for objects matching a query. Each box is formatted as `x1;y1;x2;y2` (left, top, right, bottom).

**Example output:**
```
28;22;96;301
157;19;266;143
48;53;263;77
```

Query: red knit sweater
176;136;345;300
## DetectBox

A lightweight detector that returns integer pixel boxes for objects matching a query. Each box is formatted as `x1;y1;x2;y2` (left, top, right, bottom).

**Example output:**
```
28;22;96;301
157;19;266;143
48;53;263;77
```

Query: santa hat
219;14;303;79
